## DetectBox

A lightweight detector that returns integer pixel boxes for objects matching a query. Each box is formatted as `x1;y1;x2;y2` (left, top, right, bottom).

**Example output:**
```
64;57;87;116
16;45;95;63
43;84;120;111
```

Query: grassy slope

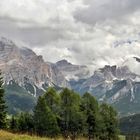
119;135;126;140
0;130;87;140
0;130;59;140
0;130;125;140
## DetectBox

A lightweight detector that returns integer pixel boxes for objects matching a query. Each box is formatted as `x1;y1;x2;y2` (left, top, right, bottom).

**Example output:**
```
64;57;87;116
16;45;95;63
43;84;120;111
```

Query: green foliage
17;112;34;133
7;87;119;139
81;92;99;139
9;115;18;132
59;88;85;139
9;112;34;133
34;96;60;137
0;72;7;129
43;87;60;115
120;113;140;134
100;103;119;140
5;81;36;114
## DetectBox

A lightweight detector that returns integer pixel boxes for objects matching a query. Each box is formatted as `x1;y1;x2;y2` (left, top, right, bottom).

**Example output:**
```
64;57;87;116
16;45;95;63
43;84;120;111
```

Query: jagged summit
134;57;140;63
0;37;69;97
20;47;37;57
0;37;90;93
56;59;72;66
1;37;140;115
0;37;16;46
56;59;90;81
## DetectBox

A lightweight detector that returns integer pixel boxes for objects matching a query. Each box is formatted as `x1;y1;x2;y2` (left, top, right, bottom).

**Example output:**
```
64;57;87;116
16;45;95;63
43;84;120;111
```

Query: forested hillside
0;72;120;140
120;114;140;134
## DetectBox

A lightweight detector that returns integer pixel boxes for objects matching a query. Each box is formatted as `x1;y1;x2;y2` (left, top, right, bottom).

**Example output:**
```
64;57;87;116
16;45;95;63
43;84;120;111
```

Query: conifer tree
34;96;60;137
17;112;34;133
60;88;85;140
100;103;119;140
44;87;60;115
10;115;18;132
81;92;99;140
0;72;7;129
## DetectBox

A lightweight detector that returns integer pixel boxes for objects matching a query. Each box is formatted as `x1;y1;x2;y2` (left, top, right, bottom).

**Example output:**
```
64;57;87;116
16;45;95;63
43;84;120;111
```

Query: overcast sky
0;0;140;71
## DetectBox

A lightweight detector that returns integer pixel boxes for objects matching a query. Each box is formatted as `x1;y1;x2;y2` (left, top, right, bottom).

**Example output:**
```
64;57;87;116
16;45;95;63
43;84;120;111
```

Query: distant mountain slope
70;64;140;116
0;37;91;114
120;114;140;134
0;37;69;96
5;81;36;114
1;37;140;115
56;59;90;81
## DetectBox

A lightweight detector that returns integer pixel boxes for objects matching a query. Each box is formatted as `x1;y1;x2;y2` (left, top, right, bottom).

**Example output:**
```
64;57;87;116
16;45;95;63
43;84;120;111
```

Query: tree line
0;73;119;140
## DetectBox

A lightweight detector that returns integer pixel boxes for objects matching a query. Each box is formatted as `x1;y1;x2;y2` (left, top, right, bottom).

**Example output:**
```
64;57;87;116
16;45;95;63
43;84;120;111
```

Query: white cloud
0;0;140;73
0;0;84;27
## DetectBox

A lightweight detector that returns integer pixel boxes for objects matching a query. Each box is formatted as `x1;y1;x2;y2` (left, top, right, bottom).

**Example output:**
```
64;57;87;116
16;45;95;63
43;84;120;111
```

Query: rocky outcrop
1;37;140;115
56;59;90;81
0;37;68;96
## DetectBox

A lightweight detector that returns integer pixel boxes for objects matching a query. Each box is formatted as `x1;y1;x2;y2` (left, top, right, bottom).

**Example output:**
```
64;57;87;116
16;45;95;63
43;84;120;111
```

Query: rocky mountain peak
0;37;15;46
134;57;140;63
56;59;72;66
100;65;117;76
0;37;69;96
20;47;36;57
56;59;90;81
1;37;140;116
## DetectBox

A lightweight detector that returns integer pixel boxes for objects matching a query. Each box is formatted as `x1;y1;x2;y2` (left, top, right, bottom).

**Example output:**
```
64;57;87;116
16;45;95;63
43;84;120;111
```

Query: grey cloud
74;0;140;25
0;18;71;46
0;0;140;72
19;27;65;46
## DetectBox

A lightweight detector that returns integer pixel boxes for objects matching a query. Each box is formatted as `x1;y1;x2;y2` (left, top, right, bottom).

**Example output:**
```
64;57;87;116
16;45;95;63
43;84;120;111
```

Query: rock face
70;64;140;115
0;37;68;97
56;59;90;81
1;37;140;115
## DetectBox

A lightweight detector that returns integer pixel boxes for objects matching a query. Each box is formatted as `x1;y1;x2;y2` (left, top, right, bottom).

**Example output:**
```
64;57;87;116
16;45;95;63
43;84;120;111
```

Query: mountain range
1;37;140;116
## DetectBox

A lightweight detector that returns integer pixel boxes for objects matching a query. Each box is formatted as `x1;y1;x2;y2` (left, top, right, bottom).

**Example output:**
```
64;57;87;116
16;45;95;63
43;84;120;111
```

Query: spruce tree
0;72;7;129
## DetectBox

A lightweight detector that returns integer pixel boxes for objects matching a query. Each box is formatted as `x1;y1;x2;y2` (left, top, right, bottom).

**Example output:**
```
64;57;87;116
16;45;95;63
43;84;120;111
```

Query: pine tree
60;88;85;140
44;87;60;115
17;112;34;133
100;103;119;140
10;115;18;132
81;92;99;140
0;72;7;129
34;96;60;137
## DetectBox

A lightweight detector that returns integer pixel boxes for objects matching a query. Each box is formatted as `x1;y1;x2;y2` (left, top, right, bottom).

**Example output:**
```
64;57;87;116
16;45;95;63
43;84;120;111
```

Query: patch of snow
65;75;79;81
7;59;17;65
33;85;37;97
134;77;140;82
99;95;106;102
112;92;121;101
130;88;135;102
36;82;46;92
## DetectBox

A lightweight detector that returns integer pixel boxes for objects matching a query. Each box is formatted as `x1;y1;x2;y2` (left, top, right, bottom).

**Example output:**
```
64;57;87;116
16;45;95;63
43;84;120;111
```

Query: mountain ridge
1;37;140;115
